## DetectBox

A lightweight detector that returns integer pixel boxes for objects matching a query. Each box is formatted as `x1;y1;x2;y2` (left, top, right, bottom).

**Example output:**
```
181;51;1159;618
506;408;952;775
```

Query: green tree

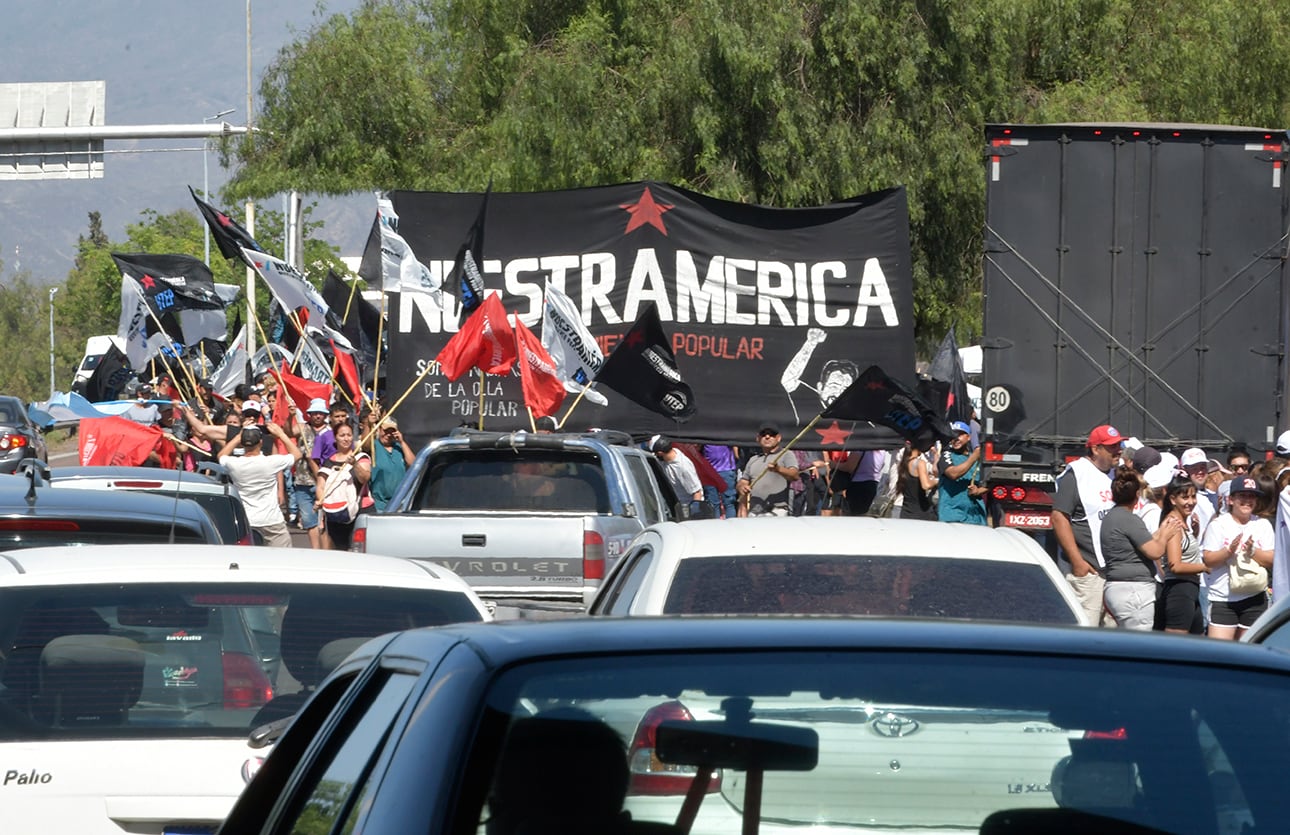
0;260;61;401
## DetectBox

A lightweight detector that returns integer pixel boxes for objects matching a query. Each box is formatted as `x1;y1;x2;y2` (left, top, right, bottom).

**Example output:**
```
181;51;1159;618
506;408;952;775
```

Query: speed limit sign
985;386;1011;415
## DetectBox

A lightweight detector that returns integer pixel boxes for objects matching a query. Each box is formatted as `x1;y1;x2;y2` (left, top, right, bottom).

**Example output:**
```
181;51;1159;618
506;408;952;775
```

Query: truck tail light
351;525;367;552
627;701;722;796
0;433;29;451
222;651;274;710
991;485;1053;505
583;530;605;580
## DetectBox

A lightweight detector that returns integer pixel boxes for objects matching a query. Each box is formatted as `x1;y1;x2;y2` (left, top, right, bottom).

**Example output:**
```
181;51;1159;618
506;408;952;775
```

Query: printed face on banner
386;183;916;448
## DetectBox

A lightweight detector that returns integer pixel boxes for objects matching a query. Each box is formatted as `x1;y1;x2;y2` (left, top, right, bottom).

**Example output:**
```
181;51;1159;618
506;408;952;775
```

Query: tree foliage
230;0;1290;347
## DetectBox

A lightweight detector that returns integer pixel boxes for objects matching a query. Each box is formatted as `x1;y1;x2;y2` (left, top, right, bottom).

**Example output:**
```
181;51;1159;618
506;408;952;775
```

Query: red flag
79;416;167;467
514;318;566;418
435;293;517;382
331;341;362;405
277;362;332;416
675;442;727;492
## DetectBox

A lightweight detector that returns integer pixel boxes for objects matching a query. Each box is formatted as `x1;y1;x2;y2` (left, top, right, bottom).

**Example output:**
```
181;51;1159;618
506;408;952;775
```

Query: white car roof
637;517;1053;564
0;544;483;600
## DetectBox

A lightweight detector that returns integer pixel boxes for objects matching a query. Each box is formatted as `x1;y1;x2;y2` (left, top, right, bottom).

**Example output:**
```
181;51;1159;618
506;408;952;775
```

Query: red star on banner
815;420;851;446
623;328;646;349
620;186;674;235
139;274;156;289
217;212;234;228
865;380;887;390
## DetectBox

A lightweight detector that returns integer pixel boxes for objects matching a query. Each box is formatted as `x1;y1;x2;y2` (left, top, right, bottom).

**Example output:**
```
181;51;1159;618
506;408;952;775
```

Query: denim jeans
703;469;738;519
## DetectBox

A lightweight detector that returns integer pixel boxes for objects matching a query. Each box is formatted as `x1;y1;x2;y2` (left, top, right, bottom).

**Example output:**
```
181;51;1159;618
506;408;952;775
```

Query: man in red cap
1052;424;1123;626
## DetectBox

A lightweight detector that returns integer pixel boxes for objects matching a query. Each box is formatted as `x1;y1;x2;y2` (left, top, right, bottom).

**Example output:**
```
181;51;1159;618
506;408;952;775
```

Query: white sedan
588;517;1087;625
0;544;489;835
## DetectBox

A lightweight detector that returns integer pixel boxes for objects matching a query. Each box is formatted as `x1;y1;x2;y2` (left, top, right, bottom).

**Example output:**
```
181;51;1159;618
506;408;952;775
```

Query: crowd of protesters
1053;422;1287;637
107;373;1290;626
114;370;409;550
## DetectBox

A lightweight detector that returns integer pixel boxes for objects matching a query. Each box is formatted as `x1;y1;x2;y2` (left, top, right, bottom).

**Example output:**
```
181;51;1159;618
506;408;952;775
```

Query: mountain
0;0;368;284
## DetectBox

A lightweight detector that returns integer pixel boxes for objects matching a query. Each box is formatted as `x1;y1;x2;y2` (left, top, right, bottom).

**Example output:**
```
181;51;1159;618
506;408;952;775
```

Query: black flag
323;270;380;381
84;342;132;403
822;365;953;446
111;253;225;347
594;303;696;422
446;181;491;320
189;186;265;263
925;327;973;424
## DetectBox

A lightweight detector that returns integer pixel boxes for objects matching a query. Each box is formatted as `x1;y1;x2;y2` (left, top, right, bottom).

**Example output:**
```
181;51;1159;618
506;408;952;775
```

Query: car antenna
169;457;185;545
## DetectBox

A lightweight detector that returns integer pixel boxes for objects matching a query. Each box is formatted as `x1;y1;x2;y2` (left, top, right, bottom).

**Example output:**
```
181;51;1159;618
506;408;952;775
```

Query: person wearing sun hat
1178;447;1219;537
1052;423;1123;626
936;420;986;525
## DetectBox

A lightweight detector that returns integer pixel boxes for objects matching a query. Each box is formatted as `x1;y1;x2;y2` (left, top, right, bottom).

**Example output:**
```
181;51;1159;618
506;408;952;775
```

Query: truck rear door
984;124;1290;459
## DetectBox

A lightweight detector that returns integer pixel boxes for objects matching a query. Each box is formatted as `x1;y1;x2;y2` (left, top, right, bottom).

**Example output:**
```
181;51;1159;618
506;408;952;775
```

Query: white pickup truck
351;428;686;607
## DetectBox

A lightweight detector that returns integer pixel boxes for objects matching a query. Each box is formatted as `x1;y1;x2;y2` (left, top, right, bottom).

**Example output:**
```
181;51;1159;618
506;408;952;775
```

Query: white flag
541;281;608;406
377;198;440;296
242;248;353;353
116;275;171;370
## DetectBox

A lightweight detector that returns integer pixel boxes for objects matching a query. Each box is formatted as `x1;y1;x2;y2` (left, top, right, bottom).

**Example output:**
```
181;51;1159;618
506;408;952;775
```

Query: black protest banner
385;183;915;449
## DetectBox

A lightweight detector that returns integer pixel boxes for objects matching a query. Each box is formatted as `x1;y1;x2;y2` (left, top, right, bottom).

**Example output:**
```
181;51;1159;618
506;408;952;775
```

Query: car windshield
416;450;610;513
0;518;209;549
662;555;1078;624
464;650;1290;835
0;583;482;741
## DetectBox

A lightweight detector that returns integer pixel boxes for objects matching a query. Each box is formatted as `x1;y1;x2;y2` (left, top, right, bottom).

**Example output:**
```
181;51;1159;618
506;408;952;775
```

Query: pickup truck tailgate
363;513;588;596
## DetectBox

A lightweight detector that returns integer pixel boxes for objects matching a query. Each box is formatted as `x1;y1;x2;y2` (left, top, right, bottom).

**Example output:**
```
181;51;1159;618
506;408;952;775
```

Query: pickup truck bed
352;429;682;605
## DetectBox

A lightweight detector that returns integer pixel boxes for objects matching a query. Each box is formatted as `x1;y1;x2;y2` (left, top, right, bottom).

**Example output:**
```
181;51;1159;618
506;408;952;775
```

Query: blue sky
0;0;368;282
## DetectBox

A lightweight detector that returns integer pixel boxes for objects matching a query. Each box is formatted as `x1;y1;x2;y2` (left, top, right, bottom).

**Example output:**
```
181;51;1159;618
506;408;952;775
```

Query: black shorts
1209;594;1268;628
1158;580;1203;633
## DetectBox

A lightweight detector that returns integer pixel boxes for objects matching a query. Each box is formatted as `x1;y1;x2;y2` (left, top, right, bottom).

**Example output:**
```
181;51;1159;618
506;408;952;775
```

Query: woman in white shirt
1201;476;1275;640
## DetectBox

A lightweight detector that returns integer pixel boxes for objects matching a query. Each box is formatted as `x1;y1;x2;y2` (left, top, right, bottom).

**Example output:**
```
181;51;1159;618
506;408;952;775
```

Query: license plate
1004;511;1051;529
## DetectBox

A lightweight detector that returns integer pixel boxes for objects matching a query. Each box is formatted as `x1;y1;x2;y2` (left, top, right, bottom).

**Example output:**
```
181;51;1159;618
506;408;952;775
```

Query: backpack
319;464;360;525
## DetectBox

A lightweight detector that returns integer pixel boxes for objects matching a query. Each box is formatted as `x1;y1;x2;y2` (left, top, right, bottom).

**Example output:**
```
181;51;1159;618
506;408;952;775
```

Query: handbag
1228;541;1268;597
320;465;360;525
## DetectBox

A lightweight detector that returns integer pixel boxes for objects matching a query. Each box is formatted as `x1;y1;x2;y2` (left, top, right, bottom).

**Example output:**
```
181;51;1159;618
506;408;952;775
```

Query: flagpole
342;275;361;324
137;301;203;407
526;406;537;433
557;385;591;429
372;291;386;405
477;375;485;430
277;306;364;410
744;413;824;494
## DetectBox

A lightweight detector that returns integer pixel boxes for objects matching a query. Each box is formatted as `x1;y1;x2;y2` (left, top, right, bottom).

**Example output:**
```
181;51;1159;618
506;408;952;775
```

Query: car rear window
662;555;1079;624
0;583;483;741
0;519;209;549
415;450;610;513
457;651;1290;834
